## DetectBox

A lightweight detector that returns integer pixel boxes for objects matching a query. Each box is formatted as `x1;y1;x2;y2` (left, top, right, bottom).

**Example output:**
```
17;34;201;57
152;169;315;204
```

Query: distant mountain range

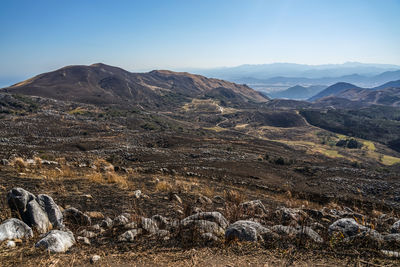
1;63;268;109
310;80;400;107
191;62;400;80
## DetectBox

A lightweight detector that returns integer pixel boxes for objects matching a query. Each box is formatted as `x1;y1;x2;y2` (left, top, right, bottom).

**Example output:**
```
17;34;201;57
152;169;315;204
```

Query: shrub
274;157;285;165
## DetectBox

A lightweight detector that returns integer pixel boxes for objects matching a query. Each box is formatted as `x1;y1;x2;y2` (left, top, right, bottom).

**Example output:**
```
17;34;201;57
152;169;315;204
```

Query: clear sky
1;0;400;82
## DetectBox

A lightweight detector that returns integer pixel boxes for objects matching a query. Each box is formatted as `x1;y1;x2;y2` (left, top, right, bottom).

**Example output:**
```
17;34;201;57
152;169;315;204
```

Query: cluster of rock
1;187;400;259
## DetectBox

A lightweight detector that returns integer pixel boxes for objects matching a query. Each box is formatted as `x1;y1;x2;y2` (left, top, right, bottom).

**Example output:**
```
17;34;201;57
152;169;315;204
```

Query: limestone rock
141;217;158;234
225;220;273;242
113;214;129;226
181;212;229;229
37;194;63;228
328;218;368;237
118;229;141;242
35;230;75;253
26;199;51;234
100;217;113;229
0;218;33;242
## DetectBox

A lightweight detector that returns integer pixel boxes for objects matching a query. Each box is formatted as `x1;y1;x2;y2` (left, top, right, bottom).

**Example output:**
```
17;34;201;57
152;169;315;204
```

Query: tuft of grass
12;157;27;172
202;185;215;198
224;189;245;205
86;171;127;188
155;180;173;192
93;158;114;172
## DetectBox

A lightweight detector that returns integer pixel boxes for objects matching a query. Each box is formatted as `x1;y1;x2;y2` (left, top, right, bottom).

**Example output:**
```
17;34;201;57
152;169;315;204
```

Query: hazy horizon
1;0;400;82
2;61;400;88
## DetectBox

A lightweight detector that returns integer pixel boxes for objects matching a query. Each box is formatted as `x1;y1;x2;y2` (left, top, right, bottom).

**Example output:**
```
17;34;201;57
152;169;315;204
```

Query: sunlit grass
68;107;87;115
362;140;376;151
312;148;343;158
203;126;226;132
381;155;400;165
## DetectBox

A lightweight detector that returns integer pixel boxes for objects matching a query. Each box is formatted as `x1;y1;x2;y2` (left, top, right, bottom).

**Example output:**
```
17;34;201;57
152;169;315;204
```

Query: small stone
77;236;91;245
6;240;16;248
90;255;101;264
100;217;113;229
118;229;141;242
114;214;129;226
79;229;97;238
133;190;142;199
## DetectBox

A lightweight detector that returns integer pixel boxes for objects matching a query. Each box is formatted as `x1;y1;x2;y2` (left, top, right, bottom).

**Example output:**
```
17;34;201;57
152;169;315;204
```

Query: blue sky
1;0;399;83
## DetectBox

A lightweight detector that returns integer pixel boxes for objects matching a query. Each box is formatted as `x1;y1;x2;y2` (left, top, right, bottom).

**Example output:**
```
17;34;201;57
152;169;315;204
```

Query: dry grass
224;189;245;205
12;157;27;172
86;171;128;188
155;180;173;192
93;158;114;172
202;185;215;198
6;156;129;188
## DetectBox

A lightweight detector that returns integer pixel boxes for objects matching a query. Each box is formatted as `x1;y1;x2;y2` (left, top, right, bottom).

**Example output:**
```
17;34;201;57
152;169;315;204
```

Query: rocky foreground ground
1;182;400;266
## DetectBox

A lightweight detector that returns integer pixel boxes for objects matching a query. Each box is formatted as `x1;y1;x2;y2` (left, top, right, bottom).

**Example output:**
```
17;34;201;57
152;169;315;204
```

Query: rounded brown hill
2;63;268;108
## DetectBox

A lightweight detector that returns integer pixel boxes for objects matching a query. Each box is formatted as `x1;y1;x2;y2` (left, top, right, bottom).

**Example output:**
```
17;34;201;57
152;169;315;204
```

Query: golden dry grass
224;189;245;205
86;170;128;188
155;180;173;192
12;157;27;172
203;126;226;132
93;158;114;172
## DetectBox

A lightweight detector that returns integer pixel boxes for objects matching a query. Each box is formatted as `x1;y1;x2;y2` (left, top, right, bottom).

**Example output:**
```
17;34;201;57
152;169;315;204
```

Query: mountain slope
308;82;361;101
2;63;267;108
334;87;400;107
269;85;326;100
372;79;400;90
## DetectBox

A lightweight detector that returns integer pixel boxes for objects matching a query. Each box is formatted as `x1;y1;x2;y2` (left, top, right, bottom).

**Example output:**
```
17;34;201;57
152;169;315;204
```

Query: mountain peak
308;82;361;101
2;64;268;108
